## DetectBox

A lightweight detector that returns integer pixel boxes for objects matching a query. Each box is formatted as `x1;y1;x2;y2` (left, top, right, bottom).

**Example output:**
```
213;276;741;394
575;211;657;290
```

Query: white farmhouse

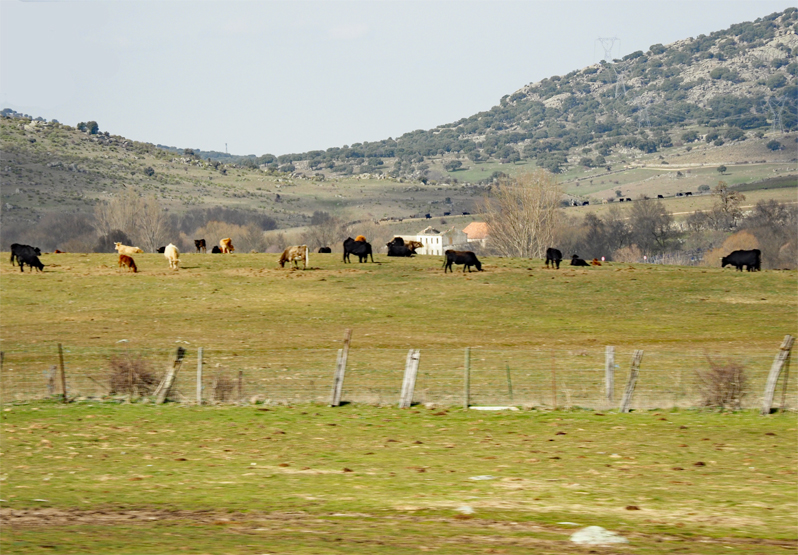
406;226;469;256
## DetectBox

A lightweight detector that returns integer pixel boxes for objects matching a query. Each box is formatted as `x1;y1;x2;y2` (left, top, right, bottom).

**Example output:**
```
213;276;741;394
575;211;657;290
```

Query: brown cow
219;238;235;253
118;254;137;273
591;258;602;266
279;245;309;269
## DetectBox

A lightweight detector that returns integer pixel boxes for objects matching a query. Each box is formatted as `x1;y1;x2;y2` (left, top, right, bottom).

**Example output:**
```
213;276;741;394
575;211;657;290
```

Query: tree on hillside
717;165;727;174
711;181;745;228
302;213;347;250
479;169;562;258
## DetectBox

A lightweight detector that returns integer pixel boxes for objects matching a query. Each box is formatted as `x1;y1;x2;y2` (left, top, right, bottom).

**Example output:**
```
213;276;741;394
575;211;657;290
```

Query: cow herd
7;238;765;276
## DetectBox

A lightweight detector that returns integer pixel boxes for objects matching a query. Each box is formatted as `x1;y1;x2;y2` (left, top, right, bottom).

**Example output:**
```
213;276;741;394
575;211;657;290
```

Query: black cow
570;254;590;267
211;245;222;253
425;214;431;219
343;237;374;263
545;248;563;269
657;194;664;199
444;212;451;216
582;201;589;206
16;249;44;272
722;249;761;272
387;244;415;257
318;247;332;253
157;246;166;253
462;211;470;215
195;239;206;253
619;198;625;202
625;198;632;202
10;244;41;266
685;192;692;196
443;250;482;273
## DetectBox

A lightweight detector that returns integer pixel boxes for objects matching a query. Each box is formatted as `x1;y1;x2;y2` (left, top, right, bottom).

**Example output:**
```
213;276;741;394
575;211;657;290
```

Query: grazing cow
354;235;367;243
343;237;374;263
10;244;41;266
279;245;309;269
118;254;137;273
114;242;144;255
219;238;235;253
16;250;44;273
462;211;470;215
685;192;692;196
318;247;332;253
443;250;482;273
676;192;684;197
619;198;625;202
657;194;664;199
721;249;761;272
591;258;602;266
157;246;166;253
425;214;431;219
164;243;180;270
582;201;589;206
570;254;590;267
545;247;562;269
444;211;451;216
625;198;632;202
194;239;207;253
211;245;222;253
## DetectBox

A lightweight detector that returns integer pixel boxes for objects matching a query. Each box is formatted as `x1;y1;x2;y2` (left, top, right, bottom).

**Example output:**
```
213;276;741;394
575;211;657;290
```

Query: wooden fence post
605;346;615;404
196;348;203;405
550;350;557;410
505;363;514;404
399;349;421;408
463;347;471;410
761;335;795;415
619;350;644;413
330;329;352;407
155;347;186;405
238;370;243;403
0;351;4;407
57;343;68;403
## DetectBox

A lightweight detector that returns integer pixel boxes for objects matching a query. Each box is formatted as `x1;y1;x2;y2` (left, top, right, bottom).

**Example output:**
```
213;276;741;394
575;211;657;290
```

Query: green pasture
1;403;795;554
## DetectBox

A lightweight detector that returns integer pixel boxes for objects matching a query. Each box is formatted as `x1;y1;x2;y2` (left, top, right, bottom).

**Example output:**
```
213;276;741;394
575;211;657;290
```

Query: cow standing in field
570;254;590;267
545;248;562;269
118;254;137;273
279;245;309;269
722;249;761;272
15;248;44;272
219;238;235;254
318;247;332;253
157;246;166;253
195;239;207;253
443;250;482;273
343;237;374;263
10;244;41;267
164;244;180;270
115;242;144;255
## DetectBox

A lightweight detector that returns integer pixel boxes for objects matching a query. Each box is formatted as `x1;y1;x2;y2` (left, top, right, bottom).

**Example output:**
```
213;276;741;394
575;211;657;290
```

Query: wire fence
0;344;793;411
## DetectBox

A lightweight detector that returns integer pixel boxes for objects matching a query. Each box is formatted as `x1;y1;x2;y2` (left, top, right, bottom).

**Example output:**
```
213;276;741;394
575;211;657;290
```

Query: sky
0;0;790;156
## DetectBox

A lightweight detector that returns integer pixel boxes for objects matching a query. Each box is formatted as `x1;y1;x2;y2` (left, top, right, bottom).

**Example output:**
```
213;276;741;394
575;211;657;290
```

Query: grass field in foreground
1;403;796;554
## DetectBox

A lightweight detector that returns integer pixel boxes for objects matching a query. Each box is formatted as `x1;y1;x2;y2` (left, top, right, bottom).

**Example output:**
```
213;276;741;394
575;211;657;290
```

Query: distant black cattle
619;198;625;202
545;247;563;269
676;192;684;197
16;249;44;272
387;244;415;257
343;237;374;263
157;246;166;253
685;192;692;196
195;239;206;253
443;212;451;216
462;211;470;215
657;194;664;199
425;214;431;219
211;246;222;253
318;247;332;253
722;249;761;272
570;254;590;267
582;201;589;206
443;250;482;273
625;198;632;202
10;244;41;267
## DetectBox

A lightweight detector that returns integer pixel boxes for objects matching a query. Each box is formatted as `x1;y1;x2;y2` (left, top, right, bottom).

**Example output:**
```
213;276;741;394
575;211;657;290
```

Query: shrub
108;354;160;396
766;140;783;151
695;356;747;410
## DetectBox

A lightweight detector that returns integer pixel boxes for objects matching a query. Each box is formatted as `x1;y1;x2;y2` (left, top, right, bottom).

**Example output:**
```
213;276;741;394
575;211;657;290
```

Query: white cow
164;243;180;270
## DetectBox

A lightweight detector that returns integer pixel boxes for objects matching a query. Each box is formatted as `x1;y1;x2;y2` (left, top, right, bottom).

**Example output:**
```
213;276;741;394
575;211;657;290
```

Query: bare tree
93;188;143;239
628;198;676;256
137;196;174;252
302;213;347;250
480;169;562;258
